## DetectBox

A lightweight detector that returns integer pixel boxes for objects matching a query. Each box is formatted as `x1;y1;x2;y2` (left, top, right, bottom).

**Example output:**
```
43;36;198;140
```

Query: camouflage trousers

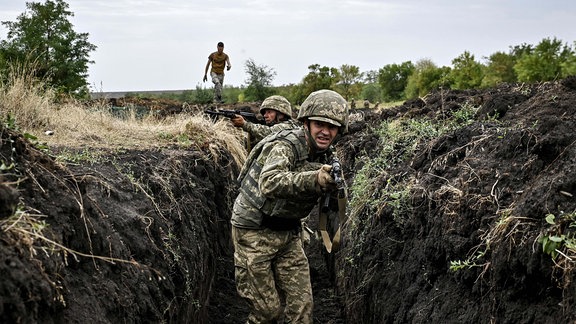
232;226;313;324
210;72;224;101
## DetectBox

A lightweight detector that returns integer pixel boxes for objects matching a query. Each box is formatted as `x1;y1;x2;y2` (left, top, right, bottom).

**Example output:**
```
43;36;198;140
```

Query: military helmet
297;90;349;132
260;95;292;118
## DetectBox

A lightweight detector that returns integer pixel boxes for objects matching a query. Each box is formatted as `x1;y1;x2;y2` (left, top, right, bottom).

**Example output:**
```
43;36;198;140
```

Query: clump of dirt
0;129;239;323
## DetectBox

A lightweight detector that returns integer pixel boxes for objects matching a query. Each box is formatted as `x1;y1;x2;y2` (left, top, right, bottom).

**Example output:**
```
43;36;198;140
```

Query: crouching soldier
231;89;349;323
230;95;300;147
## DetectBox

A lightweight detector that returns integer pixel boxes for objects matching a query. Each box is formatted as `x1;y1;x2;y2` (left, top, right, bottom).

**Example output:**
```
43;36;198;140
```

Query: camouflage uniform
204;42;230;103
232;89;348;323
241;119;301;145
241;95;299;149
210;71;225;102
231;128;332;323
232;227;312;323
208;50;227;102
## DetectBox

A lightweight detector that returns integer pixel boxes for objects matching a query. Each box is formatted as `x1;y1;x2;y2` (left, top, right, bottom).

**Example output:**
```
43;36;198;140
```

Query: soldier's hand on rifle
231;115;245;127
316;165;336;193
203;75;207;82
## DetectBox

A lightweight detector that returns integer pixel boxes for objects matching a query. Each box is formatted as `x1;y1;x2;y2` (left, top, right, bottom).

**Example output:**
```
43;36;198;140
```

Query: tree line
171;37;576;106
2;0;575;105
0;0;96;98
278;37;576;104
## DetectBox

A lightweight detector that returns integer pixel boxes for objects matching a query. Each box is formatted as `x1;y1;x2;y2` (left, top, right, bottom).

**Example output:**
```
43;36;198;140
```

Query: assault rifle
322;155;345;213
204;109;266;125
319;154;348;253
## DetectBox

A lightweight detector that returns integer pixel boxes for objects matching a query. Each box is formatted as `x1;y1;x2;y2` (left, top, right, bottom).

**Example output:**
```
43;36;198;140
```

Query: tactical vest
234;128;327;227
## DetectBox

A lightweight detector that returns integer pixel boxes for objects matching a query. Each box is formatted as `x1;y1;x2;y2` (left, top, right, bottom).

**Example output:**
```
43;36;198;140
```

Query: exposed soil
336;77;576;323
2;76;576;323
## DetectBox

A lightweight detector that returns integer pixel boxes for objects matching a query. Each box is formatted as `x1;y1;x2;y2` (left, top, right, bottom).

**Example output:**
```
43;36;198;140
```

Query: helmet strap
304;120;334;156
277;113;286;122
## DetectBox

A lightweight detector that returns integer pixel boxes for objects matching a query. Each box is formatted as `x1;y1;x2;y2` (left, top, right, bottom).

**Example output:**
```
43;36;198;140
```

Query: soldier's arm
242;122;272;143
205;54;213;73
244;122;298;144
259;142;318;199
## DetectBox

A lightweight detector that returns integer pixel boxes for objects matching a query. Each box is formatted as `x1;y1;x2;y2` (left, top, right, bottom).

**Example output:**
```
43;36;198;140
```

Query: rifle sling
319;190;347;253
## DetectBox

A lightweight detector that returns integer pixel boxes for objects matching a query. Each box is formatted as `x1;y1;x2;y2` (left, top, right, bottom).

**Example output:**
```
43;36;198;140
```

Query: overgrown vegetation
0;0;97;97
349;102;478;225
539;212;576;261
0;63;248;323
0;61;248;165
539;211;576;290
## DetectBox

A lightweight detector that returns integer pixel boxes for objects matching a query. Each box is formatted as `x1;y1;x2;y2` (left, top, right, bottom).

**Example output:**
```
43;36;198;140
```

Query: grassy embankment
0;63;247;166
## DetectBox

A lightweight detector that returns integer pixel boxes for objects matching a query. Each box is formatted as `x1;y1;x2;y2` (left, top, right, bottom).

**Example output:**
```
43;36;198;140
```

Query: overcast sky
1;0;576;92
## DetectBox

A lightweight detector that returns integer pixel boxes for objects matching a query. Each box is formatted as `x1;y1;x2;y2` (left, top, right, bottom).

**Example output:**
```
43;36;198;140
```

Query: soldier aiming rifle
204;109;266;125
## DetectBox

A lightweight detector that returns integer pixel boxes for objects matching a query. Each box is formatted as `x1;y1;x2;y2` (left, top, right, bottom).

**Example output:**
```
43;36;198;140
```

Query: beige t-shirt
208;52;228;74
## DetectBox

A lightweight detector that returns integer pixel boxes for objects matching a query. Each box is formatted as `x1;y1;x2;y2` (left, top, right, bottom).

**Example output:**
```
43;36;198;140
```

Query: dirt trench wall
335;80;576;323
0;128;237;323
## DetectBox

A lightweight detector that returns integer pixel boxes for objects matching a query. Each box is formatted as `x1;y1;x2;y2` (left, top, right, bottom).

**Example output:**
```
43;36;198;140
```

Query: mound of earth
335;76;576;323
0;118;338;322
2;77;576;323
0;136;240;323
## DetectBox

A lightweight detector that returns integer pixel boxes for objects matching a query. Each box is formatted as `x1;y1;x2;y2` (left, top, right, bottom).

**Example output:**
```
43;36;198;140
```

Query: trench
206;167;345;323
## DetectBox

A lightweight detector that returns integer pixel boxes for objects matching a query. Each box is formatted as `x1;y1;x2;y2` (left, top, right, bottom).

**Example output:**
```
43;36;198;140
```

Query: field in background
1;74;248;166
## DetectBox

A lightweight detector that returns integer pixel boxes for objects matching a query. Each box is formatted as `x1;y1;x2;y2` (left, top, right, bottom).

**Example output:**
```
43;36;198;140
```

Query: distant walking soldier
231;89;349;323
203;41;231;103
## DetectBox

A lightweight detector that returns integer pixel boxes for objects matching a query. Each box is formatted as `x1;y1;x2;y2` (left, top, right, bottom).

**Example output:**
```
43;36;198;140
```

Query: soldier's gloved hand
316;164;336;192
203;75;208;82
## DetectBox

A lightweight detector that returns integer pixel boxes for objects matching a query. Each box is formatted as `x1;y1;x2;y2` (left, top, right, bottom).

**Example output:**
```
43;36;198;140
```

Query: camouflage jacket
231;127;332;229
241;119;300;145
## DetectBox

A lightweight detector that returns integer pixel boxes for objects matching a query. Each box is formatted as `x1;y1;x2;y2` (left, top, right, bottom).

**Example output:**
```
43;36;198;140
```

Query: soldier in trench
230;95;300;149
231;90;349;323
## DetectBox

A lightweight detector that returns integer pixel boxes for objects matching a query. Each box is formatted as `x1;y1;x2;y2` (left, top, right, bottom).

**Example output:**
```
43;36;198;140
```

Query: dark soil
336;77;576;323
2;77;576;323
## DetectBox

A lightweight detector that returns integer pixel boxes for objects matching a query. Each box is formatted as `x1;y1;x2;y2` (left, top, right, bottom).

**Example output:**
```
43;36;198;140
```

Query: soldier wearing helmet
230;95;300;146
231;89;348;323
259;95;293;124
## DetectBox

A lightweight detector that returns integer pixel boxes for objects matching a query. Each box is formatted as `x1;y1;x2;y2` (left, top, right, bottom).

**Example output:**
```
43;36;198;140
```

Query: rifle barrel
204;109;266;125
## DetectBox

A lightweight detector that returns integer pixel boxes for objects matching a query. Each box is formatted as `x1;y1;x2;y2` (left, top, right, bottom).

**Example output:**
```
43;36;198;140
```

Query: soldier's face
307;120;338;150
263;109;277;125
